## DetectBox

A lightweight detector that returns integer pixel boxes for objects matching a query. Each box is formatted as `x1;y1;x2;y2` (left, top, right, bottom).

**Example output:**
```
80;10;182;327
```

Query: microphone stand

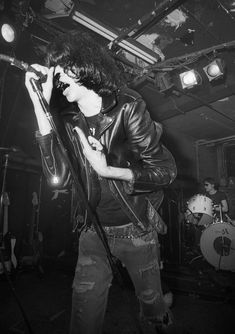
29;78;123;283
0;154;9;275
0;154;9;235
0;153;11;266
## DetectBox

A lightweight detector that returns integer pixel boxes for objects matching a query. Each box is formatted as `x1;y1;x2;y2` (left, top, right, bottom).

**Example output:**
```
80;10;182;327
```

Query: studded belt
87;222;149;239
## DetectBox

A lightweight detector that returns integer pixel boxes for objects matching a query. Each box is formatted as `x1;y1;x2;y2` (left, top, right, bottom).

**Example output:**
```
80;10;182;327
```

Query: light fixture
179;69;201;89
203;58;224;81
0;15;18;45
1;22;16;43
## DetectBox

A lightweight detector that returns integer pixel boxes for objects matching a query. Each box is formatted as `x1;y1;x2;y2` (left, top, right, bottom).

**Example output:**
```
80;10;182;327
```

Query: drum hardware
225;214;235;226
185;207;200;224
182;221;203;266
213;204;223;223
188;254;203;265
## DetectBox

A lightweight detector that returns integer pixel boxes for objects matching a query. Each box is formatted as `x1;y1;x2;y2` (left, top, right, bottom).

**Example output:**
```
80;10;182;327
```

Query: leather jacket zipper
111;180;144;229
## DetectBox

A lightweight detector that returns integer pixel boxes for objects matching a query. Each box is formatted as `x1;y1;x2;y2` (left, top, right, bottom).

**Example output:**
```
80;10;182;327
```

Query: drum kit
185;194;235;272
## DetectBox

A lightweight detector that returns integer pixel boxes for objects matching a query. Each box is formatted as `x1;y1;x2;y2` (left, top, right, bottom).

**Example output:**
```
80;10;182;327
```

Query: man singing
25;32;177;334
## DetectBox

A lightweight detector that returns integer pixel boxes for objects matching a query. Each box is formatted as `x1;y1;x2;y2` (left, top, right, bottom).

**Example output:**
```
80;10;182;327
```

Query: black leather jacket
36;87;177;233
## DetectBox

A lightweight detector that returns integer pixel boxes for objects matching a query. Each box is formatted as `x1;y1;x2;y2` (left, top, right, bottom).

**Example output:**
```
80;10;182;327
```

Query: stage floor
0;255;235;334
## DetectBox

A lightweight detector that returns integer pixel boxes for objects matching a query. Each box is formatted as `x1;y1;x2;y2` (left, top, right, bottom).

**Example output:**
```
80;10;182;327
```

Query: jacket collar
101;92;118;114
62;92;118;138
65;108;114;140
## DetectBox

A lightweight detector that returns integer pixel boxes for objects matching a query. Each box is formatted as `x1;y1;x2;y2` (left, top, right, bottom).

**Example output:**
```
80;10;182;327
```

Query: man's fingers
88;136;103;151
74;127;104;154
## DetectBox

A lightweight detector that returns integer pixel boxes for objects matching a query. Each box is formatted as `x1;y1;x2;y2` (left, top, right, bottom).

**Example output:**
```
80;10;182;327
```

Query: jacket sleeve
123;98;177;194
35;131;70;188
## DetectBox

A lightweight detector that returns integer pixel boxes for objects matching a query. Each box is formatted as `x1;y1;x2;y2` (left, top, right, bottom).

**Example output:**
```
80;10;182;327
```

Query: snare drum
186;194;213;226
200;222;235;271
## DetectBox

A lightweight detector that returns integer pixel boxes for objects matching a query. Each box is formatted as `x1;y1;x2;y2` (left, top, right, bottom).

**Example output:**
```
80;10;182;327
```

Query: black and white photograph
0;1;235;333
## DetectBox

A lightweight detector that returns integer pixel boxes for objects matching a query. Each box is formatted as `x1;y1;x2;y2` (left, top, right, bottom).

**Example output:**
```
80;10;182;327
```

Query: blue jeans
70;224;168;334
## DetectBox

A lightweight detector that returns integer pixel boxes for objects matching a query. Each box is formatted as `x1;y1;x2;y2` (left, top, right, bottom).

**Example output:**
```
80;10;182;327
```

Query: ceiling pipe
73;0;190;63
149;40;235;71
196;135;235;146
73;11;160;64
109;0;190;59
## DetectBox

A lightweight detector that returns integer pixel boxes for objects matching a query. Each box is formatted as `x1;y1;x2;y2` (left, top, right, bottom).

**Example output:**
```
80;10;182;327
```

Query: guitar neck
1;192;10;237
3;204;8;237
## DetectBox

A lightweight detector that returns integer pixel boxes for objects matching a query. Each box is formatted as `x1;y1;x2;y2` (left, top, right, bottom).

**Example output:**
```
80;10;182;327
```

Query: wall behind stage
162;128;198;181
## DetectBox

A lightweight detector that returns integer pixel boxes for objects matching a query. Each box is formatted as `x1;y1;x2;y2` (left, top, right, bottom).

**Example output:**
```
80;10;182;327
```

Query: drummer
203;177;229;222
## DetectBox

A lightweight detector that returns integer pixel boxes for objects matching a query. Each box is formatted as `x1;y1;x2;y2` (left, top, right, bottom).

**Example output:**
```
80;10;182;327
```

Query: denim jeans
70;224;168;334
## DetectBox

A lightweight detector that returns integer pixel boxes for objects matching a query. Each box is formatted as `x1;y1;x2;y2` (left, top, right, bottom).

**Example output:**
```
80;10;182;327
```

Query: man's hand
74;126;134;182
25;65;54;105
74;127;111;178
25;64;54;136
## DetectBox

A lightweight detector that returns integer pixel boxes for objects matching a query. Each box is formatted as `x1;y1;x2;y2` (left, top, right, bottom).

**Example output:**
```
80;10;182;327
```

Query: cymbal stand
219;204;223;223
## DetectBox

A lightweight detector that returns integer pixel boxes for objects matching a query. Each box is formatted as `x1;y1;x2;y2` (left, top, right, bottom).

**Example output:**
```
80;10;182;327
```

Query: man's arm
25;65;54;135
74;127;134;182
121;98;177;192
74;98;177;191
25;66;71;188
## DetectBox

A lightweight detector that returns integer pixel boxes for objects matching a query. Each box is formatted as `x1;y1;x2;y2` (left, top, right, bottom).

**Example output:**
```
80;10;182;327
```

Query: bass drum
200;222;235;271
186;194;213;226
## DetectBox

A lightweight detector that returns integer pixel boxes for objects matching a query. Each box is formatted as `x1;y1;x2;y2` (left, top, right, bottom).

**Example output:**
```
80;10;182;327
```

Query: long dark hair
44;32;122;96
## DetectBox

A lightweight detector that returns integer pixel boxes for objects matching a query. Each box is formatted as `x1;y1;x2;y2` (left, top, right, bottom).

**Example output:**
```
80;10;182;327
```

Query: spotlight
0;16;18;45
179;69;201;89
203;59;224;81
1;22;16;43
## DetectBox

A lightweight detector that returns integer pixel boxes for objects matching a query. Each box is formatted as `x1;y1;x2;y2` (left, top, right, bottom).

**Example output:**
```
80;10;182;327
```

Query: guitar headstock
32;192;39;207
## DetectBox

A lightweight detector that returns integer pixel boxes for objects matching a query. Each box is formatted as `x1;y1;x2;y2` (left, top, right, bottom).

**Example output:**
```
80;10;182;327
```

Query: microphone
0;54;47;82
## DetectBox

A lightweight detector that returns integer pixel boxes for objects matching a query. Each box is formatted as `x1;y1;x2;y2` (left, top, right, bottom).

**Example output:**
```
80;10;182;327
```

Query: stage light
179;69;201;89
203;59;224;81
0;16;18;45
1;22;16;43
